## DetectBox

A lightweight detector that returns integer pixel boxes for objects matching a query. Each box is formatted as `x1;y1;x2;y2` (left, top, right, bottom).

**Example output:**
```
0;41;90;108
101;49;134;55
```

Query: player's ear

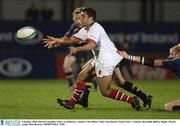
90;16;94;21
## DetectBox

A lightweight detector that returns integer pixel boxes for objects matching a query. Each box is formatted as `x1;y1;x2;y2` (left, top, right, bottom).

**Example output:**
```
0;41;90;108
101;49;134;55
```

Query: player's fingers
48;44;53;49
69;50;73;56
47;45;50;48
44;43;49;47
47;35;52;38
44;42;52;48
68;47;74;49
42;40;49;44
47;41;57;48
54;44;60;48
47;36;54;40
42;38;50;41
116;51;122;55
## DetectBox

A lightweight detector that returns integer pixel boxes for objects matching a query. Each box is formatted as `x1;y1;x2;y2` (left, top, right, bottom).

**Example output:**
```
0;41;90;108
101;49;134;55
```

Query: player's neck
85;21;94;30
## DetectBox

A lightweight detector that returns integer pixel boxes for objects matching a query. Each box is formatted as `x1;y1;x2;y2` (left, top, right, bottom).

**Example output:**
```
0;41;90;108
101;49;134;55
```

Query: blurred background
0;0;179;80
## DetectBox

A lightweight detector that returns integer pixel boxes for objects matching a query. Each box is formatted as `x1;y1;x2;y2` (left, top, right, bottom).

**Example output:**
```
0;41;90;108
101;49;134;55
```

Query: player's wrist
140;57;155;67
128;55;136;61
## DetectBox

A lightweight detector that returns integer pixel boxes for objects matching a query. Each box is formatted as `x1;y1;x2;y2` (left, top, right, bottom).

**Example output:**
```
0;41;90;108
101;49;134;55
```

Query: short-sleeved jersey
73;22;122;77
162;57;180;79
73;22;119;59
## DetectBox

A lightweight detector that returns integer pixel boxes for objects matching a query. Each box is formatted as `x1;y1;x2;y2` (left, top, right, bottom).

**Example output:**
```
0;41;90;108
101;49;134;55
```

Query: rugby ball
16;26;37;40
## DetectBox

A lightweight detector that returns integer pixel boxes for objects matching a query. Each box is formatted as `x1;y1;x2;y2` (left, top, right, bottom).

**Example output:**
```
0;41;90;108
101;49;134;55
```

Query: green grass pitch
0;80;179;119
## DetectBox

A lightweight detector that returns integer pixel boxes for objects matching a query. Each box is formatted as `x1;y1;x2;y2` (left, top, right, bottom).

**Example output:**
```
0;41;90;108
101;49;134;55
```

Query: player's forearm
154;59;163;67
128;55;141;63
128;55;156;67
57;36;77;45
76;43;96;52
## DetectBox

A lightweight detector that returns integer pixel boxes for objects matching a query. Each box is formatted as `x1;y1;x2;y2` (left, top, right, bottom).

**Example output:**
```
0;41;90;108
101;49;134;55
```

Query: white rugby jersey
73;22;118;59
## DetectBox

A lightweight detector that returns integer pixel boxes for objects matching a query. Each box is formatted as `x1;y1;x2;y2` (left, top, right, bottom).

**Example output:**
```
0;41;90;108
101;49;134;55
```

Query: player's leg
77;58;98;107
120;59;134;79
97;75;142;111
84;59;98;91
94;56;141;111
90;70;99;91
78;70;98;107
57;62;95;109
113;67;152;109
63;55;76;91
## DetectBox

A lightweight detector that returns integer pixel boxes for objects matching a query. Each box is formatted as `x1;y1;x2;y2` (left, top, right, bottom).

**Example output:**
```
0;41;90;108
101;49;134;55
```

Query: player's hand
69;47;78;55
42;36;60;49
117;51;129;59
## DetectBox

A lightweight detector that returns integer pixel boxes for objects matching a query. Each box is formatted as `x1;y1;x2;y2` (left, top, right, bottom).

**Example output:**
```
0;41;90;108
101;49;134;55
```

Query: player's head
169;45;180;58
72;7;85;27
79;8;96;27
82;8;96;21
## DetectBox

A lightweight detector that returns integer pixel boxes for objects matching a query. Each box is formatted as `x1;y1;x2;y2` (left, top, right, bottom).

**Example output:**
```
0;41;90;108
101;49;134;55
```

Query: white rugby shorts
94;54;123;77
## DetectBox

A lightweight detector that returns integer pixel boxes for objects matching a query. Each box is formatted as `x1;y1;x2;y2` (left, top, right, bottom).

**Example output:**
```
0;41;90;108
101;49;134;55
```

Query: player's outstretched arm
42;36;79;49
117;51;141;63
117;51;163;67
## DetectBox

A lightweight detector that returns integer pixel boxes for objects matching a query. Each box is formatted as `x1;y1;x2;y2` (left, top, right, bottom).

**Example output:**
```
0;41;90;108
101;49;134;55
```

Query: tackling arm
117;51;163;67
129;55;156;67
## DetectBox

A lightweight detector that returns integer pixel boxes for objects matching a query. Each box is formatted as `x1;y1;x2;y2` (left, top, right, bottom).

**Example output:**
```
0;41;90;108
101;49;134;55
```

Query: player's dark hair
82;8;96;21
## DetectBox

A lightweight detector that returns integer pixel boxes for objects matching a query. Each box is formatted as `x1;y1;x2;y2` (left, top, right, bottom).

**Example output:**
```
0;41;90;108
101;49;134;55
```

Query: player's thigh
97;75;112;96
77;63;94;82
113;67;125;85
63;55;76;69
82;58;94;69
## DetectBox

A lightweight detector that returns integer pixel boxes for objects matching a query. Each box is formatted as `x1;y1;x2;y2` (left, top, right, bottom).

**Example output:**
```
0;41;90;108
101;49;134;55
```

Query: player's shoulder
91;22;105;31
93;22;103;27
78;27;86;32
165;57;180;62
173;57;180;61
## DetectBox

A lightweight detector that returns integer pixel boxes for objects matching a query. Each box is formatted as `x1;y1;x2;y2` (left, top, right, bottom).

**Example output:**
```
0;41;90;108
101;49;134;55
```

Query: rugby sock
81;83;92;101
67;79;73;87
68;82;85;106
109;89;133;104
121;81;147;102
92;80;98;90
65;72;74;88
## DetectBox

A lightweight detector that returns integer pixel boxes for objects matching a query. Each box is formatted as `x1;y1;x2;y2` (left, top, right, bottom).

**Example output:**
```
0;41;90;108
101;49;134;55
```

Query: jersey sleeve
87;24;101;44
162;59;175;70
72;28;86;41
